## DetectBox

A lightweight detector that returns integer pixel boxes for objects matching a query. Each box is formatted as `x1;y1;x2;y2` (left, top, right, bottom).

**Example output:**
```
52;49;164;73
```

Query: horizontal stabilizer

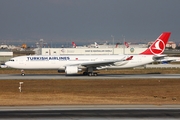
153;55;167;61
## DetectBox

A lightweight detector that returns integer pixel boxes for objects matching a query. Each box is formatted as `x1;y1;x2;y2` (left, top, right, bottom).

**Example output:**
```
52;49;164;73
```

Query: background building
0;50;13;64
39;47;147;55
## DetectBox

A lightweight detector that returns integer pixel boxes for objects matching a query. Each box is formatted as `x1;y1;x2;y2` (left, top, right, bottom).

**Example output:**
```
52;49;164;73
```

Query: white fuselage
5;55;154;70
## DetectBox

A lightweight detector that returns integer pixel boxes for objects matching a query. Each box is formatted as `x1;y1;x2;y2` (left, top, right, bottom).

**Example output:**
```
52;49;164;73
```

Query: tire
94;73;98;76
88;72;92;76
21;73;25;76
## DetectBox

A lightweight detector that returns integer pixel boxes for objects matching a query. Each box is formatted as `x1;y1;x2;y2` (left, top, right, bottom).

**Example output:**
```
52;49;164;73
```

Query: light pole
19;82;24;92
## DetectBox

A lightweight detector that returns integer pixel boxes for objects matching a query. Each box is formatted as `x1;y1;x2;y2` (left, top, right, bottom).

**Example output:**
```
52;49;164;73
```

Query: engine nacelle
65;66;78;74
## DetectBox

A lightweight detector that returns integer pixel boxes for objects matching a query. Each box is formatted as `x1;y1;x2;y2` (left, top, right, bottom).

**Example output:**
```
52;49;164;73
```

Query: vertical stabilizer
140;32;171;55
72;42;77;48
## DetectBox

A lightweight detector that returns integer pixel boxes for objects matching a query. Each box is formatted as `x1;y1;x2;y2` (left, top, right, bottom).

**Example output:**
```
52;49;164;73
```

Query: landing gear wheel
21;70;25;76
94;73;98;76
88;72;92;76
88;72;98;76
21;73;25;76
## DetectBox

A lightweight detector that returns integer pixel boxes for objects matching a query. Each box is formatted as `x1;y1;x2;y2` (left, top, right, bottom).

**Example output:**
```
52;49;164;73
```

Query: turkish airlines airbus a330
5;32;171;76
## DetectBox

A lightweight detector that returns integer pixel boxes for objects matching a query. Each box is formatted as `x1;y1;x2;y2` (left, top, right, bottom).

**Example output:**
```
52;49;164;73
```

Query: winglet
126;56;133;60
140;32;171;55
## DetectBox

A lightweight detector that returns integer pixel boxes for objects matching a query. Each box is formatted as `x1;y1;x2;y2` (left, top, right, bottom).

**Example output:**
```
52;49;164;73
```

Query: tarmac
0;73;180;80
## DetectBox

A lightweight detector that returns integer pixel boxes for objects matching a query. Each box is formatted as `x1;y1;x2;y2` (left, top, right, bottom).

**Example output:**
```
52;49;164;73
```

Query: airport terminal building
0;50;13;64
39;47;147;55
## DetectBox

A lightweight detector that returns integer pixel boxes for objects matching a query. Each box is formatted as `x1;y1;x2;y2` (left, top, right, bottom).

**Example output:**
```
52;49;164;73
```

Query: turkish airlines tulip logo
150;39;165;55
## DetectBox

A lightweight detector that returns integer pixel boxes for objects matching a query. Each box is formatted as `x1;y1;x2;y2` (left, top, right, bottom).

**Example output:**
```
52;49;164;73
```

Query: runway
0;105;180;119
0;73;180;79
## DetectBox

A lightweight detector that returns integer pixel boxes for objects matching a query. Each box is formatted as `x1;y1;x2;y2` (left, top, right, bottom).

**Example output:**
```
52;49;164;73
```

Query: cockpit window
9;59;15;61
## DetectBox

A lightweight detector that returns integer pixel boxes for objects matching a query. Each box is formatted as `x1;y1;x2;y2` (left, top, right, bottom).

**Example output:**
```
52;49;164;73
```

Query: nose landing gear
21;70;25;76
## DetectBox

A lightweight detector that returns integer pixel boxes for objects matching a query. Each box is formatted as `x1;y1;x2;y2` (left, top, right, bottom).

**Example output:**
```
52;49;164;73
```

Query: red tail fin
124;42;129;48
72;41;77;48
140;32;171;55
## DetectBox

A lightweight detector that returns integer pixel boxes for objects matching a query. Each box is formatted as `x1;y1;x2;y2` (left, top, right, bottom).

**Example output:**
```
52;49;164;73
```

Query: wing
82;56;133;67
67;56;133;68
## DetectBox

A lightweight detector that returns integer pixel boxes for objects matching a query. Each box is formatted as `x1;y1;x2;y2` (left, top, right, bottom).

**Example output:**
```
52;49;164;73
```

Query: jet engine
65;66;78;74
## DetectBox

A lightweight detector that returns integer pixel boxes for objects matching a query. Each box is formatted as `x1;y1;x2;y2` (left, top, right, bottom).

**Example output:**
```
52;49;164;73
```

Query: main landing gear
83;72;98;76
83;67;98;76
21;69;25;76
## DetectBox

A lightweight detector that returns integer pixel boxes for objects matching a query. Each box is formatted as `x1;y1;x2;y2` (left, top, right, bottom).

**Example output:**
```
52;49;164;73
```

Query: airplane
72;41;87;48
5;32;171;76
72;41;77;48
94;42;99;48
124;42;129;48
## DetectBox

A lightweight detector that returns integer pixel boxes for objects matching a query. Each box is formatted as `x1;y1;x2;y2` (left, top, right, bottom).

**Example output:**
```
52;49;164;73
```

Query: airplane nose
5;61;10;67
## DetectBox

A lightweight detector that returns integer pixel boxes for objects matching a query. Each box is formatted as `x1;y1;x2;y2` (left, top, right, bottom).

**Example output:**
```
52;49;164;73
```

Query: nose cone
5;61;10;68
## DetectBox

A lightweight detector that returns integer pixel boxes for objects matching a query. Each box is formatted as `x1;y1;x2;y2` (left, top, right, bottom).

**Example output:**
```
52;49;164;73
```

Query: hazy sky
0;0;180;45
